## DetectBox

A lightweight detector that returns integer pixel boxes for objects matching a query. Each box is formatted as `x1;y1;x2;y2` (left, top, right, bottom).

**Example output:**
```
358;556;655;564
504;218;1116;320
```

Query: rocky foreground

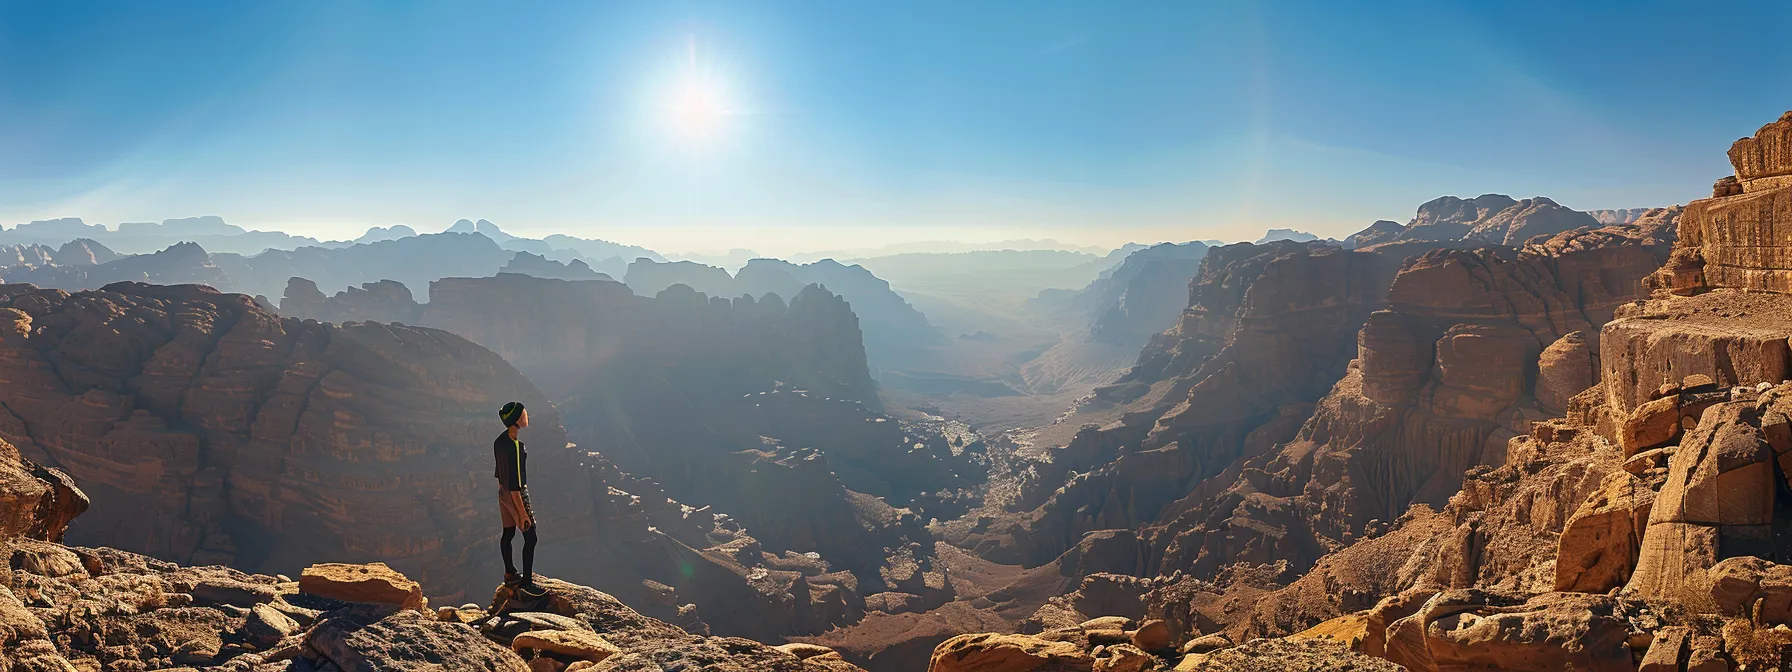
0;434;868;672
899;112;1792;671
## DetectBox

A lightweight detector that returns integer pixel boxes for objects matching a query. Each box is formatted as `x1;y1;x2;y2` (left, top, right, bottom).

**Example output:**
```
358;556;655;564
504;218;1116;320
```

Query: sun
661;37;736;149
671;79;725;142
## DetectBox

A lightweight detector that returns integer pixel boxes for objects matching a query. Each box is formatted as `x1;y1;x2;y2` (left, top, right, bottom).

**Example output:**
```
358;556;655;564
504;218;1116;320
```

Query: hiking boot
503;571;523;587
520;581;548;597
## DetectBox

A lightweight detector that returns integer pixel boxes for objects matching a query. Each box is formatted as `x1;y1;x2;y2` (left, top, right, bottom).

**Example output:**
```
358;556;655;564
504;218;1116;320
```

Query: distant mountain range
0;216;663;274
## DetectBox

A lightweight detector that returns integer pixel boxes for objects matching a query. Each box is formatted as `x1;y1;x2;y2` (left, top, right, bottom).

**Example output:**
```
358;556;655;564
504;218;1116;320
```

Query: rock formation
0;438;869;671
0;215;329;256
212;232;517;299
917;185;1714;670
1072;242;1211;347
0;241;231;291
0;280;896;640
1343;220;1404;249
499;252;609;281
624;257;941;372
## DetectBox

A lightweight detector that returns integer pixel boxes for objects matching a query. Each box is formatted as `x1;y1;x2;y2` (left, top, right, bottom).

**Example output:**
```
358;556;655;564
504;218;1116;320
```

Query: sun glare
663;37;735;149
672;80;724;142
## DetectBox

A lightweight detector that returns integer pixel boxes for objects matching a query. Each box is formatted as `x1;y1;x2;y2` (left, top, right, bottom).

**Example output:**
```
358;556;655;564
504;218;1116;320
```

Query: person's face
517;409;530;429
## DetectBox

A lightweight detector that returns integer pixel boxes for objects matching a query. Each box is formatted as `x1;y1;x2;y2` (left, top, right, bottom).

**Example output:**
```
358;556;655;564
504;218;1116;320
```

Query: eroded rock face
1144;236;1664;583
1413;591;1635;672
0;281;894;640
1628;401;1778;601
0;282;575;604
0;440;869;672
0;436;86;542
1537;331;1596;415
1554;470;1654;593
1675;112;1792;294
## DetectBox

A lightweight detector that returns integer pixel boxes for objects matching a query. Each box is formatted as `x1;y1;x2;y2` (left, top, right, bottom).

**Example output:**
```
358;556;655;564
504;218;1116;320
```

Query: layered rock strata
0;281;877;639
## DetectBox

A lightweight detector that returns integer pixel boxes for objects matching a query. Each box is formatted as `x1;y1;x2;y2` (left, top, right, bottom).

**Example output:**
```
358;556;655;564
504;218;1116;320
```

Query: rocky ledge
0;438;866;672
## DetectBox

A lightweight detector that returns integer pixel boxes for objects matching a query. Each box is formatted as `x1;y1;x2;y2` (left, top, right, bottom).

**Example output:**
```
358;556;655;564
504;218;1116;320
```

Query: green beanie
499;401;526;427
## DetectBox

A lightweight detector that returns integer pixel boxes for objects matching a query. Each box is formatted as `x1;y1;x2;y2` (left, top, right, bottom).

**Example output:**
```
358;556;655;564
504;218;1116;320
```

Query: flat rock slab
300;562;425;611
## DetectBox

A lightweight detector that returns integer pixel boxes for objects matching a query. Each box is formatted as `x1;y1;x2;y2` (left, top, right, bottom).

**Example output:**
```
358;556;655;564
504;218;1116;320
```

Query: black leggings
501;525;538;581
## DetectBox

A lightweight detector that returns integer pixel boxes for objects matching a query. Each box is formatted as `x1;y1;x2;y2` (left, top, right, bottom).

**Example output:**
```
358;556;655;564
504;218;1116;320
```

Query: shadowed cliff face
625;256;942;373
0;281;571;604
279;273;983;632
419;275;981;587
0;280;899;640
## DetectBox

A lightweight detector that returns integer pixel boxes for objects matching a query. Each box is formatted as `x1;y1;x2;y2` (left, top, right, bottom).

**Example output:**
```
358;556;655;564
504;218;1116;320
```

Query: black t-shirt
494;431;527;490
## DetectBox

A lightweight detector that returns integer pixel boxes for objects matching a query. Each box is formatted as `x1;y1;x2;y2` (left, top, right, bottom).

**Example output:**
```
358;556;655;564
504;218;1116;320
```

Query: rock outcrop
499;252;609;281
625;256;942;371
955;216;1667;576
275;272;985;636
1078;242;1211;347
0;280;893;640
0;442;868;671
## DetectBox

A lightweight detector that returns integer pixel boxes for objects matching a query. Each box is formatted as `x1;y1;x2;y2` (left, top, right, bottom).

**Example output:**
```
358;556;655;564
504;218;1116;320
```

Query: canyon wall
0;281;887;640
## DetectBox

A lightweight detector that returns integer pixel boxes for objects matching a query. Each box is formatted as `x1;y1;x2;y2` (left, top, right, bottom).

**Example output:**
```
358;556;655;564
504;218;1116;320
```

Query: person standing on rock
495;401;542;594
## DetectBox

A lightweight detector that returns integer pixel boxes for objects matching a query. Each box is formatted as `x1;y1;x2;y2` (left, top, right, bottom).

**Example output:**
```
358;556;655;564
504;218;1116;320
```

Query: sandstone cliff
273;272;987;635
915;111;1792;672
0;280;887;641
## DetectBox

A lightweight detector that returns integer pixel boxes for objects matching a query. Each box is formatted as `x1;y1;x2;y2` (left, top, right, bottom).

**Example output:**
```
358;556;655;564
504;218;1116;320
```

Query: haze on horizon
1;0;1784;256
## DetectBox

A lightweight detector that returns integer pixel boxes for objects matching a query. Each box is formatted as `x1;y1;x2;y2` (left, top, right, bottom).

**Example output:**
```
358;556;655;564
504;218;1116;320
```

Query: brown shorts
499;487;533;529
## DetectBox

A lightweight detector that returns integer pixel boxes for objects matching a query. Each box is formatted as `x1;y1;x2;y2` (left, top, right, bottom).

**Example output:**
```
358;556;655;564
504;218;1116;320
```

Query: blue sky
1;0;1787;254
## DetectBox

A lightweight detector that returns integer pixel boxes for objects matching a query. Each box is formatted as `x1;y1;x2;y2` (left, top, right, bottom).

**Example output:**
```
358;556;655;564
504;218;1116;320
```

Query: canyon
5;110;1792;671
889;111;1792;672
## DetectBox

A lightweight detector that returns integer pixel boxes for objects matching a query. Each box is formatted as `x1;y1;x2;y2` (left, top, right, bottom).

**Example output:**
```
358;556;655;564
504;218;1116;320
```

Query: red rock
929;633;1093;672
1620;395;1682;457
1554;471;1654;593
299;562;426;611
1536;331;1596;414
1416;591;1633;672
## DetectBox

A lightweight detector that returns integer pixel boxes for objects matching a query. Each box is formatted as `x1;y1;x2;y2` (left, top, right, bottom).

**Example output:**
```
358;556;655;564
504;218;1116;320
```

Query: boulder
1362;588;1434;659
1707;556;1792;623
299;562;426;611
1129;619;1172;651
1180;633;1231;655
1638;626;1691;672
1417;591;1633;672
1620;395;1682;457
305;605;529;672
1554;470;1654;593
1537;331;1596;414
930;633;1095;672
511;629;621;663
245;603;301;642
1092;644;1152;672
